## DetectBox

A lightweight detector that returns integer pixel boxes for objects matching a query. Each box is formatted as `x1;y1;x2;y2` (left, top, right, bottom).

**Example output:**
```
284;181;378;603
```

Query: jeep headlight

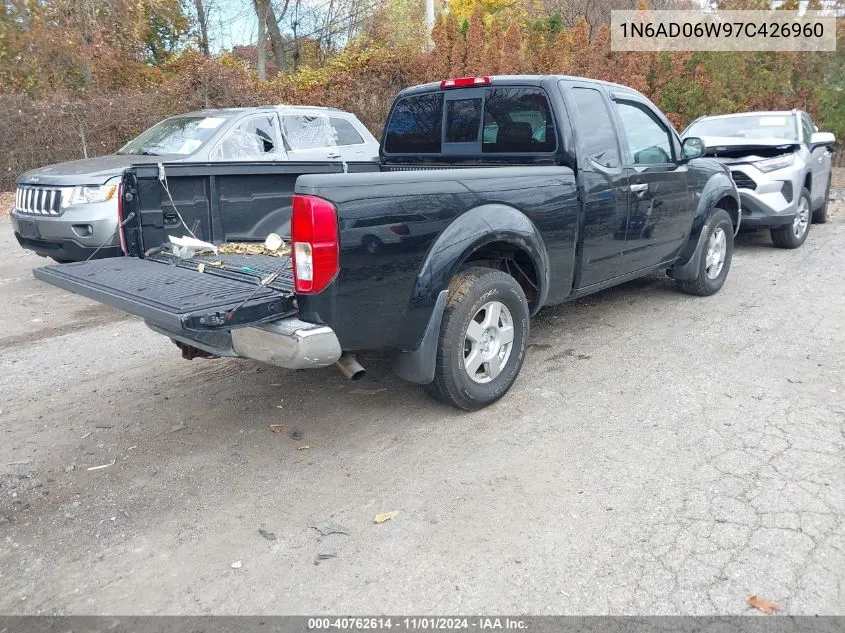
61;185;117;208
754;154;795;173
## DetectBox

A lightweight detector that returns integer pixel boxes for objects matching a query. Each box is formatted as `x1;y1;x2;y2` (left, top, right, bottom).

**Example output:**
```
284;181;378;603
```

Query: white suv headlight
754;154;795;173
61;185;117;208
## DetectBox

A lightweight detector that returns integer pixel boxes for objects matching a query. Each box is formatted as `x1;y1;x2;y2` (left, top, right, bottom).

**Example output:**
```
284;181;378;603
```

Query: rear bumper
148;317;342;370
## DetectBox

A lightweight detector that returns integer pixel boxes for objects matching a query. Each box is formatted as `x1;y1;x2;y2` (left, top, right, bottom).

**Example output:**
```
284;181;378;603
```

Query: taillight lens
440;76;491;89
291;194;339;294
117;183;127;255
389;224;410;236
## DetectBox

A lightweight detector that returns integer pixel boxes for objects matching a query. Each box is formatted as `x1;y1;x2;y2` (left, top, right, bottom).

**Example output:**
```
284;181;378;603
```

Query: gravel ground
0;174;843;615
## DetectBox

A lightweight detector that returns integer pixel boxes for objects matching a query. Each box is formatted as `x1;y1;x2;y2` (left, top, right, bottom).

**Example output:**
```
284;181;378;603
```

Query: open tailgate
34;255;296;333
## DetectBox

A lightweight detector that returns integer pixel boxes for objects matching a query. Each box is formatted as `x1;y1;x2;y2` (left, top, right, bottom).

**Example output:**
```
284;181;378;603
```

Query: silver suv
683;110;835;249
11;105;379;262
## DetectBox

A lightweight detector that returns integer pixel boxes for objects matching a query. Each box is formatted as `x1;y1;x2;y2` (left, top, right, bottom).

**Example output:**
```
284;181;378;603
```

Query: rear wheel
812;177;831;224
771;188;811;248
426;267;529;411
676;208;734;297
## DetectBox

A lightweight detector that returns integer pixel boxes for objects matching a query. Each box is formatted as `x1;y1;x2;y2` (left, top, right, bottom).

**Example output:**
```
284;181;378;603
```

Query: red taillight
117;183;127;255
291;194;339;294
440;76;491;89
389;224;409;236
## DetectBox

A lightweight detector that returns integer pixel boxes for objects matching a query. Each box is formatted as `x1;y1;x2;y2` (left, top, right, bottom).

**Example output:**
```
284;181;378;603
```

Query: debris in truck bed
169;235;218;258
216;242;291;257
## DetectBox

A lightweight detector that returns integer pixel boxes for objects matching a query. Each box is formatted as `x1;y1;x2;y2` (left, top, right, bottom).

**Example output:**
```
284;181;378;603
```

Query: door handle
327;153;341;160
630;183;649;196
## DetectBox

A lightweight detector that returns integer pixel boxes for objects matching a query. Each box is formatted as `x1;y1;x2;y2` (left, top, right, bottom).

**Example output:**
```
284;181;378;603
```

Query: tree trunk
194;0;210;56
257;3;266;79
254;0;287;70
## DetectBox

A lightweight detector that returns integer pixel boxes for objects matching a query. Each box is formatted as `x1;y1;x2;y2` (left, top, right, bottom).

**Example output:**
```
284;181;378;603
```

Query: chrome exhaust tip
334;353;366;381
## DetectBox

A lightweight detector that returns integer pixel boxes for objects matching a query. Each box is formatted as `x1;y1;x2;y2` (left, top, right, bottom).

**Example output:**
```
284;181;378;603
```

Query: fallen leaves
747;595;783;615
269;424;286;433
374;511;400;524
217;242;290;257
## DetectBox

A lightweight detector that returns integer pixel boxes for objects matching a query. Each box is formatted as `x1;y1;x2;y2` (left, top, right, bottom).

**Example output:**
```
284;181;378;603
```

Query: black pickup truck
35;75;740;410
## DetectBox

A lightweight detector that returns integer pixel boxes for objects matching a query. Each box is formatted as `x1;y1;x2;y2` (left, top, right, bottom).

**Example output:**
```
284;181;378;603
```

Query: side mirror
810;131;835;149
681;137;704;160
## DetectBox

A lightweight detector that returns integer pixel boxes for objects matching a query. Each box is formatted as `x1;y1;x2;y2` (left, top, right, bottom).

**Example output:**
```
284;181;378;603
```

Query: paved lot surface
1;178;843;615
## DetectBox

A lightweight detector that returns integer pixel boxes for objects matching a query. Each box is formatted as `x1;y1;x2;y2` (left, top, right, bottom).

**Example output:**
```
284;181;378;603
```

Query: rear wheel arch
414;204;550;315
395;206;549;387
458;239;543;314
714;194;740;234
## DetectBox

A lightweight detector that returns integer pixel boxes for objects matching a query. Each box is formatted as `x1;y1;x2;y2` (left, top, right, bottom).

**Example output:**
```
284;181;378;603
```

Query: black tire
50;256;74;264
812;177;831;224
771;188;811;248
425;267;529;411
676;208;734;297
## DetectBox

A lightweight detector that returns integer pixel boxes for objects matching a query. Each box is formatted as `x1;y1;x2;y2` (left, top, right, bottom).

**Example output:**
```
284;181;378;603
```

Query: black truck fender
668;172;739;281
396;203;550;384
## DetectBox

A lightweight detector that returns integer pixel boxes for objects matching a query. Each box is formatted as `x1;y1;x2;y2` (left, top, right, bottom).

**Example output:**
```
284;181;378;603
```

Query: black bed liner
34;255;296;333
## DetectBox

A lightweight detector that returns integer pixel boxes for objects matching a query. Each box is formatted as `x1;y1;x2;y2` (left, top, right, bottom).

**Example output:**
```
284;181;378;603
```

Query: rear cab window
383;84;557;156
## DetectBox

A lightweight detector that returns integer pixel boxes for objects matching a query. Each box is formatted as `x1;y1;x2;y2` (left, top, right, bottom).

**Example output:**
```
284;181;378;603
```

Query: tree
193;0;211;56
254;0;290;70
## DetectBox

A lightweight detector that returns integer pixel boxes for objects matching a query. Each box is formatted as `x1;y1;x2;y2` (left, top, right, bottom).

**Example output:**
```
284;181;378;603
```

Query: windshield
686;115;798;141
118;115;229;156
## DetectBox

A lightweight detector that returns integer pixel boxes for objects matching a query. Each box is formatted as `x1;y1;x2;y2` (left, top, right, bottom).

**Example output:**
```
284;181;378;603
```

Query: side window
800;114;814;148
384;93;444;154
211;115;279;160
570;88;620;169
482;88;555;153
329;117;365;146
281;114;339;150
445;98;482;143
613;100;674;165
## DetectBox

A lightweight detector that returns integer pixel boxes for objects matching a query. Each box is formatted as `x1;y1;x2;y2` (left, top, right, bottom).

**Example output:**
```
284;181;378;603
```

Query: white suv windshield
118;116;228;156
686;115;798;141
